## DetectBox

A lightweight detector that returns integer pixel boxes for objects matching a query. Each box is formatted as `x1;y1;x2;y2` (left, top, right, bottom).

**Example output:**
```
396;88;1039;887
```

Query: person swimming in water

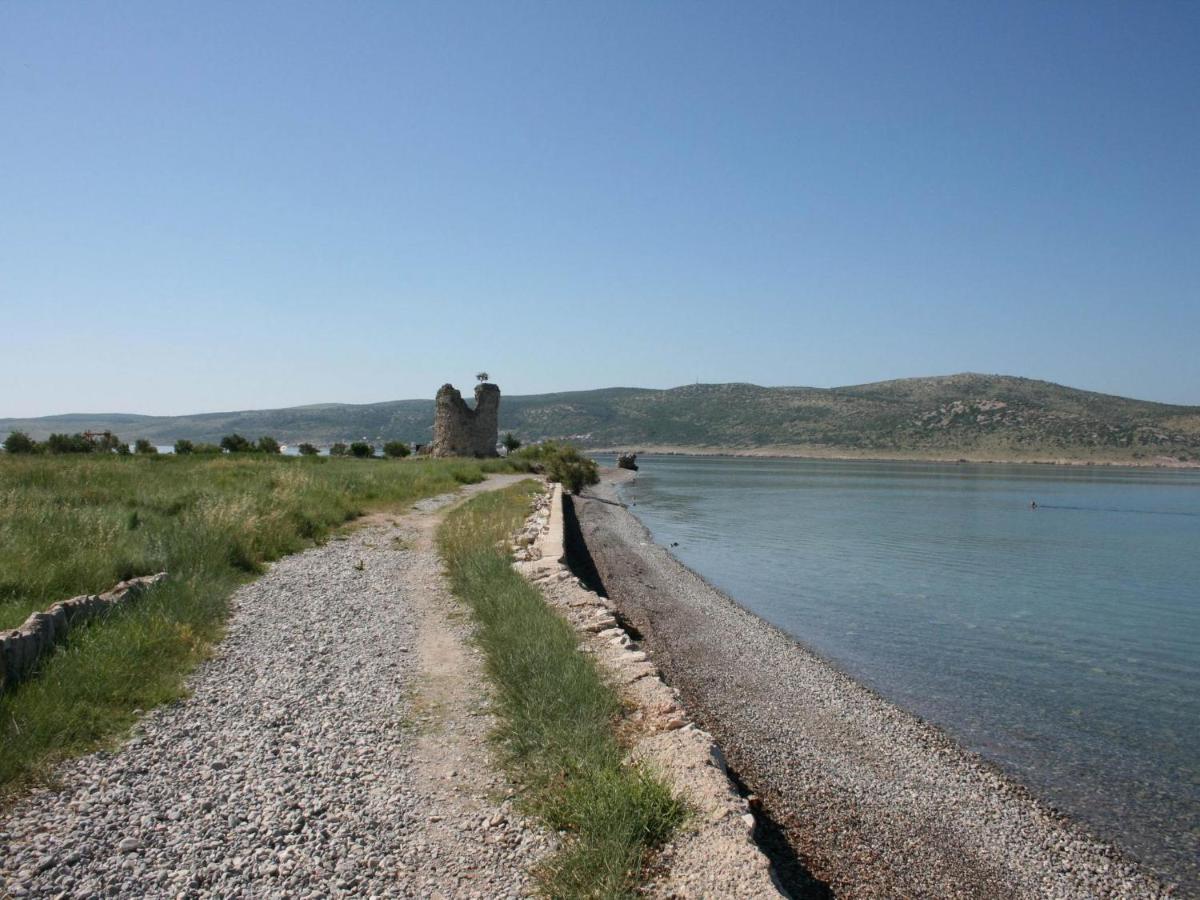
1031;500;1038;510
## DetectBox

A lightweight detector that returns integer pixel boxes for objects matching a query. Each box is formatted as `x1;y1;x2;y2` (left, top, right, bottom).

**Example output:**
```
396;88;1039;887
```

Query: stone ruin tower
429;382;500;457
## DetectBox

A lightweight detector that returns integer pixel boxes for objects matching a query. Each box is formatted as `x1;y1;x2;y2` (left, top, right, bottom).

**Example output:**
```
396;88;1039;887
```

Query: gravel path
0;475;548;899
572;470;1171;900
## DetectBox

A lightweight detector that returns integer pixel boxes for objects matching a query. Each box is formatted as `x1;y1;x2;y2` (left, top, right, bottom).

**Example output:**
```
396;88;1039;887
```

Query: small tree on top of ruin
476;371;489;383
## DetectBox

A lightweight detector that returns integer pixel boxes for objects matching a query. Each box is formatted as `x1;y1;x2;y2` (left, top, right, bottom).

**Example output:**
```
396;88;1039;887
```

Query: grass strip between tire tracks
438;482;685;898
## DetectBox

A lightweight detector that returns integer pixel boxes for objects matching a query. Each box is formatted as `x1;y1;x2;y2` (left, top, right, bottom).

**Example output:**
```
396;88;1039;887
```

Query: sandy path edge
571;469;1173;900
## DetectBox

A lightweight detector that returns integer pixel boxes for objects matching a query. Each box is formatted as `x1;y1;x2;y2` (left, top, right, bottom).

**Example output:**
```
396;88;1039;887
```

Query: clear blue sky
2;1;1197;416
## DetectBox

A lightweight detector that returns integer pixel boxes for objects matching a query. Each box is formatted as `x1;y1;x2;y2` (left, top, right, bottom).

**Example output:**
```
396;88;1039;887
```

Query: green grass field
0;453;525;792
438;483;684;898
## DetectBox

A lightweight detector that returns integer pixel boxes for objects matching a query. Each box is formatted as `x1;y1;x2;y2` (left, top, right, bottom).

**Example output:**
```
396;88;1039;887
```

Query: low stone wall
0;573;168;694
513;486;780;897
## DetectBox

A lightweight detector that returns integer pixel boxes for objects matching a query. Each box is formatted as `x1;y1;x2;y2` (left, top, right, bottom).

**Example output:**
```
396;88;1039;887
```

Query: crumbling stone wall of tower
430;382;500;458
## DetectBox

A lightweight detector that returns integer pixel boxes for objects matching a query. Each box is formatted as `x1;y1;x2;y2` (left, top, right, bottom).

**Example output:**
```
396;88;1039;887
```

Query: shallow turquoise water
604;455;1200;891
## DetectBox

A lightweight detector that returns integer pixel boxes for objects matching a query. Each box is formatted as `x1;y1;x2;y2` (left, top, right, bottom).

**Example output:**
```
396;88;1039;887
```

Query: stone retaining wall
0;573;168;694
513;486;780;897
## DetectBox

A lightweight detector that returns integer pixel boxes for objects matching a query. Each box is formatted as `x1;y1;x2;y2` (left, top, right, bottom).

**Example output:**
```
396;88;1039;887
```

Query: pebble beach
572;469;1173;899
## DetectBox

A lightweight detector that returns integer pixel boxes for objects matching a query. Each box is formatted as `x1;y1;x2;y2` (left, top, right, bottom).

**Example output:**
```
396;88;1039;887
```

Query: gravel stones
0;476;545;899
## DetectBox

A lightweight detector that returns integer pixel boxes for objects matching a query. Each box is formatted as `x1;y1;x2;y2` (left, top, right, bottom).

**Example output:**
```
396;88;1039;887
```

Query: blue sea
602;455;1200;892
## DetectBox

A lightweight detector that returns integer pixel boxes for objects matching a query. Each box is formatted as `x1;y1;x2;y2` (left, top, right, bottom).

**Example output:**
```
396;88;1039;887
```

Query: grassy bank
0;453;525;791
438;483;684;898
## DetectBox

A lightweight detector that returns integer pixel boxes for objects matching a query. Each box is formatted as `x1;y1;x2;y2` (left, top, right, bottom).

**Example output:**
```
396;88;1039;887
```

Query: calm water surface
604;455;1200;891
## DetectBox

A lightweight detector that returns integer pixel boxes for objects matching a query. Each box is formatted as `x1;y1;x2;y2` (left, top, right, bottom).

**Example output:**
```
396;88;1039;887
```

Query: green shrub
383;441;410;459
45;433;94;454
349;441;374;459
547;448;598;495
511;440;561;465
173;440;195;455
3;431;37;454
257;436;281;454
297;443;319;456
93;432;123;452
193;443;222;454
134;439;158;455
115;443;131;456
329;442;348;457
220;434;253;453
502;432;521;453
516;442;599;495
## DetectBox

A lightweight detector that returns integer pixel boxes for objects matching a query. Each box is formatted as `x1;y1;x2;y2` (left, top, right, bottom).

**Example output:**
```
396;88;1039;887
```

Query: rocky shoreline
571;469;1174;899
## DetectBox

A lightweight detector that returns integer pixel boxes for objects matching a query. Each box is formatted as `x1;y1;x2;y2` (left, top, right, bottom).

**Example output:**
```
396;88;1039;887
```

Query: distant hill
3;375;1199;463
